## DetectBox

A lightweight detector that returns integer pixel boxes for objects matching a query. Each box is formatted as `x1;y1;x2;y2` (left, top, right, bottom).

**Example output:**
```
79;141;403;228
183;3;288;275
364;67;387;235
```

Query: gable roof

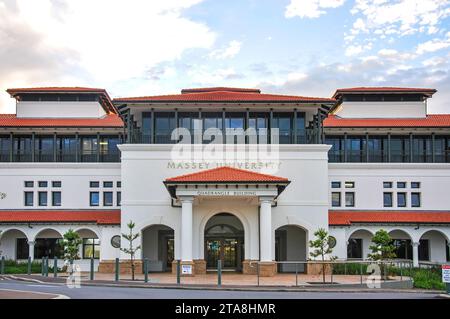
0;210;120;225
0;113;124;128
332;87;437;99
165;166;289;183
329;210;450;226
324;114;450;128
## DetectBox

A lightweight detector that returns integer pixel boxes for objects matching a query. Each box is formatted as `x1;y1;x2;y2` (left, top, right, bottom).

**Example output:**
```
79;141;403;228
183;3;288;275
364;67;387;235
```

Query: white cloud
285;0;346;19
416;33;450;54
209;40;242;59
345;42;372;56
0;0;215;112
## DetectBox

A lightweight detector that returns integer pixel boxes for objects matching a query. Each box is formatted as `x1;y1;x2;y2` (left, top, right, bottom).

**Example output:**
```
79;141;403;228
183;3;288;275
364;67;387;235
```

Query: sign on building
182;264;192;275
442;265;450;283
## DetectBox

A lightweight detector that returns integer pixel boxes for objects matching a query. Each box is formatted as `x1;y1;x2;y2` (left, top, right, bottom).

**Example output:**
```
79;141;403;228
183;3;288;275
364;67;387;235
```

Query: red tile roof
6;87;118;114
165;166;289;183
333;87;437;99
0;210;120;225
0;113;124;128
329;210;450;226
114;87;336;103
324;114;450;128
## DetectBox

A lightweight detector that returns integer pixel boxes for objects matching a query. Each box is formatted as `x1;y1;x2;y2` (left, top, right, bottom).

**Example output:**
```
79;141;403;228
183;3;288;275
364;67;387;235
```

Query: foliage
309;228;337;283
120;221;141;281
332;262;368;275
62;229;82;264
2;259;61;274
368;229;397;261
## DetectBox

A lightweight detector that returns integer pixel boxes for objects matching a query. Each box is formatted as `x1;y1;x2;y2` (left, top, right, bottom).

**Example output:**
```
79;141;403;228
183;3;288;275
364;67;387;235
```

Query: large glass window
367;136;388;162
419;239;429;261
81;136;98;162
397;192;407;207
103;192;113;206
52;191;61;206
383;192;393;207
16;238;29;259
24;192;33;206
35;136;54;162
272;113;293;144
0;135;11;162
295;112;306;143
90;192;99;206
13;136;32;162
347;239;362;259
224;112;245;144
412;136;432;163
34;239;64;259
178;112;198;143
434;136;447;163
38;192;47;206
99;136;120;162
248;112;269;144
141;112;153;143
57;136;77;162
411;193;421;207
390;136;410;162
202;112;223;144
392;239;412;259
83;239;100;259
346;136;365;162
155;112;176;144
331;192;341;207
345;192;355;207
325;136;344;162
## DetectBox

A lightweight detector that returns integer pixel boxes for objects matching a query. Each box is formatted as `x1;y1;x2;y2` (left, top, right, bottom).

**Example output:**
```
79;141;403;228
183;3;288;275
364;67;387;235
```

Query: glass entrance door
206;238;242;270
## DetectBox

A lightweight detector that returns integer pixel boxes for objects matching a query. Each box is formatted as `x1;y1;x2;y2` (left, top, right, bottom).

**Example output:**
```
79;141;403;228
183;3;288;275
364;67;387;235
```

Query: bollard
53;257;58;278
400;262;403;281
360;263;363;286
45;257;49;277
90;258;94;281
41;257;45;276
0;256;5;275
295;263;298;287
144;258;148;283
115;258;119;282
176;260;181;285
27;257;31;275
257;262;260;287
330;263;334;284
217;260;222;286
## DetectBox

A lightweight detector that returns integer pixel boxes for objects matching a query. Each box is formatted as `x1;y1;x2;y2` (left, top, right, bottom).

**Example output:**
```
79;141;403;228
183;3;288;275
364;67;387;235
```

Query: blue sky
0;0;450;113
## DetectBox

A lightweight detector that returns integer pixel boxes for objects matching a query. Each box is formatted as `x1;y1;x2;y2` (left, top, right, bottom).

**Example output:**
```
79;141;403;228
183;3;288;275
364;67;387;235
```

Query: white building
0;86;449;276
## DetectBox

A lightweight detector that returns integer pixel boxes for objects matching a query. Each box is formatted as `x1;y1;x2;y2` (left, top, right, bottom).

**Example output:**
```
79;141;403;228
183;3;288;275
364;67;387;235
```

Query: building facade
0;86;449;275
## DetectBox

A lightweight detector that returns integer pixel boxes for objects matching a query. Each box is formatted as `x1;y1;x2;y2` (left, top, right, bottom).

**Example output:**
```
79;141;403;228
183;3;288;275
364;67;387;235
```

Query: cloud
285;0;346;19
345;42;372;56
416;33;450;54
209;40;242;59
0;0;215;113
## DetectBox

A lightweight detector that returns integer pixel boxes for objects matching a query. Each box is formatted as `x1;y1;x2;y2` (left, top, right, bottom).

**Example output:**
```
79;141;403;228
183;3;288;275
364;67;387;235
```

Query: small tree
62;229;82;273
120;221;141;281
309;228;337;283
368;229;397;279
0;230;3;257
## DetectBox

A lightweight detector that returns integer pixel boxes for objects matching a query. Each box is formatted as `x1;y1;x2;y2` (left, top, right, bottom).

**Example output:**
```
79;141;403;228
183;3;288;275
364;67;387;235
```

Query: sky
0;0;450;113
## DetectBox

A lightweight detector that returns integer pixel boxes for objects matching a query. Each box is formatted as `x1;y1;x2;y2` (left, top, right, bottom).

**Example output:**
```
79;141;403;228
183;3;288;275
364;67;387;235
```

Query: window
346;137;365;162
155;112;176;144
390;136;410;163
345;192;355;207
411;193;421;207
345;181;355;188
411;182;421;189
332;192;341;207
81;136;98;162
52;191;61;206
16;238;29;259
83;239;100;259
52;181;61;188
325;136;344;163
383;192;393;207
347;239;362;259
24;181;34;188
392;239;412;259
24;192;33;206
446;240;449;262
99;136;120;162
272;113;293;144
34;239;63;259
397;182;406;189
38;192;47;206
56;136;77;162
383;182;392;188
90;192;99;206
34;136;54;162
103;181;113;188
90;181;99;188
331;181;341;188
103;192;113;206
397;192;407;207
38;181;48;188
117;191;121;206
419;239;429;261
117;181;121;188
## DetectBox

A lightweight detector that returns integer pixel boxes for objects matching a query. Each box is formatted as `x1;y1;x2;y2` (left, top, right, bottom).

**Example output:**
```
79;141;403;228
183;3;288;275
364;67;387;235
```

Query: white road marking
0;288;70;299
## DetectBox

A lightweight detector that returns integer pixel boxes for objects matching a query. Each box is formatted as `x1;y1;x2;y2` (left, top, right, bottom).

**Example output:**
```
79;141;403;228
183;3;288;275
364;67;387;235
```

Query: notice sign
182;265;192;275
442;265;450;283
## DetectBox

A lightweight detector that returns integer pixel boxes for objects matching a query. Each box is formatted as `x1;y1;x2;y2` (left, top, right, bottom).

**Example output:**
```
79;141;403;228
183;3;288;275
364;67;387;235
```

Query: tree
309;228;337;283
62;229;82;273
120;221;141;281
0;230;2;257
368;229;397;279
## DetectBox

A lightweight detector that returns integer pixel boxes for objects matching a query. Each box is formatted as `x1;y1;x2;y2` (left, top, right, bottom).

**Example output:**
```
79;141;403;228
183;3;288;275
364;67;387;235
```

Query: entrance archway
275;225;307;273
142;225;174;272
204;213;244;271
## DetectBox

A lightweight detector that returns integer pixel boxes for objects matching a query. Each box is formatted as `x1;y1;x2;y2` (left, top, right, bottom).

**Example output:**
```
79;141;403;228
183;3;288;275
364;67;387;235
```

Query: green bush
410;268;446;290
332;263;368;275
2;259;59;274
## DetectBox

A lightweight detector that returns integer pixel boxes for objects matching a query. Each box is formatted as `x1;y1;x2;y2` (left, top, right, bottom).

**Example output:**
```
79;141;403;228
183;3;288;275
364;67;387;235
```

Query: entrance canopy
163;166;290;200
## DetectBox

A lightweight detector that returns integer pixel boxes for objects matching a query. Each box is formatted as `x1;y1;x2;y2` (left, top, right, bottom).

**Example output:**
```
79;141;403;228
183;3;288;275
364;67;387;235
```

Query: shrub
2;259;59;274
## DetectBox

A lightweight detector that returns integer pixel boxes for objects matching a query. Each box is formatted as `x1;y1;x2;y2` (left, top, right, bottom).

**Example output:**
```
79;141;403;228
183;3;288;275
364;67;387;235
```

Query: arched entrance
142;225;174;272
275;225;307;273
204;213;244;271
0;229;29;260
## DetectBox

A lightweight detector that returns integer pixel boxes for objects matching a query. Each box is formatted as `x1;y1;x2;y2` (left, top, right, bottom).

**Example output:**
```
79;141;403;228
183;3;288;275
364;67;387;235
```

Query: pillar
259;197;272;262
412;241;420;267
180;197;193;262
28;241;35;261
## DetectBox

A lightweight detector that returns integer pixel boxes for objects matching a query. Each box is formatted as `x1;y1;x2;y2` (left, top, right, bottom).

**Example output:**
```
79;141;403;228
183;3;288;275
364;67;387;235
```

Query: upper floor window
24;192;33;206
383;182;392;188
345;192;355;207
38;181;48;188
38;192;48;206
90;192;100;206
344;181;355;188
383;192;393;207
411;193;421;207
397;192;407;207
331;181;341;188
332;192;341;207
52;181;62;188
411;182;421;189
397;182;406;189
24;181;34;188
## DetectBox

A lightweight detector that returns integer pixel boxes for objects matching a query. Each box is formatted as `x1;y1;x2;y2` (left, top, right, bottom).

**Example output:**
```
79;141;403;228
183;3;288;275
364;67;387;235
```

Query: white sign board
181;265;192;275
442;265;450;283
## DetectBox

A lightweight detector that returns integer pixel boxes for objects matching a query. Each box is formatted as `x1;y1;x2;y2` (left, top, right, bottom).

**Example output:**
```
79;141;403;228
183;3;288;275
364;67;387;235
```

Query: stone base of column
171;260;197;276
306;262;332;276
194;259;207;274
242;260;259;275
258;262;277;277
98;260;143;274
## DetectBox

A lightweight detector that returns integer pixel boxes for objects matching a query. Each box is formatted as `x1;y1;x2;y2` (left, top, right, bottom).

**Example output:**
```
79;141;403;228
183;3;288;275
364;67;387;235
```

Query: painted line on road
0;288;70;299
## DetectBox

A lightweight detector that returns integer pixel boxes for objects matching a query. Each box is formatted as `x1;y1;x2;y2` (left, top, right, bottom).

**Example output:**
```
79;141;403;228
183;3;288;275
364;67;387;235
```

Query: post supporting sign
442;265;450;294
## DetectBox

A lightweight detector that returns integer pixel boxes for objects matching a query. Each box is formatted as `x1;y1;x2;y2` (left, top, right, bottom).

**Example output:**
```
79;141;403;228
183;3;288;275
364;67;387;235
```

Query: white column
412;241;420;267
259;197;273;262
28;240;35;261
180;197;193;262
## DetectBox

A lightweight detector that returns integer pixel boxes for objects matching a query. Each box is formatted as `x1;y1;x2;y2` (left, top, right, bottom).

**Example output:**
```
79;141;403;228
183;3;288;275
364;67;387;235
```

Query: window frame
38;191;48;206
52;191;62;207
345;192;355;207
90;191;100;207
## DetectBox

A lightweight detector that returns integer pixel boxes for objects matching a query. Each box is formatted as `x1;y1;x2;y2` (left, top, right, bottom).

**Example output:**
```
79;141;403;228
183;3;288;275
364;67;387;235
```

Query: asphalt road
0;278;441;299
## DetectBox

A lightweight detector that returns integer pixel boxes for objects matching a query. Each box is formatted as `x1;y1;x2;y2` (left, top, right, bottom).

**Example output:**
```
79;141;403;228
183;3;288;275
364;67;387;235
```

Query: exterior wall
16;101;106;118
329;163;450;210
334;101;426;118
0;163;121;210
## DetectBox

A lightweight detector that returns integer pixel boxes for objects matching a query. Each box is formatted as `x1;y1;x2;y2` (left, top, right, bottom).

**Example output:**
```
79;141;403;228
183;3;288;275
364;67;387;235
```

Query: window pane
345;192;355;207
90;181;99;188
411;193;421;207
52;181;61;188
90;192;99;206
383;193;393;207
397;182;406;188
117;191;121;206
383;182;392;188
103;192;113;206
347;239;362;259
345;181;355;188
397;193;406;207
103;181;113;188
24;192;33;206
38;192;47;206
24;181;34;188
38;181;48;188
52;192;61;206
332;192;341;207
411;182;420;189
331;181;341;188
